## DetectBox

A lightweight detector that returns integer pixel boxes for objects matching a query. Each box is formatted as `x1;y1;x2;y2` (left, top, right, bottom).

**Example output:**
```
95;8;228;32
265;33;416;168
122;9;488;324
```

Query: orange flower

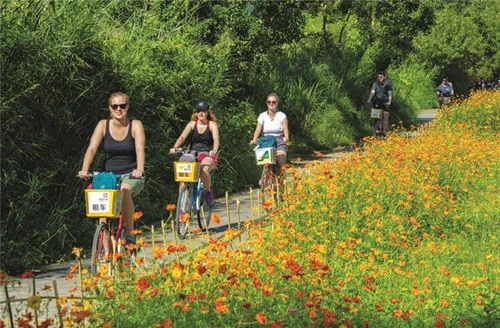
256;312;267;325
262;201;272;209
214;300;229;313
180;213;190;224
164;318;172;328
131;229;143;235
136;278;150;291
20;271;35;278
132;211;144;220
165;204;176;211
314;151;323;158
211;213;221;224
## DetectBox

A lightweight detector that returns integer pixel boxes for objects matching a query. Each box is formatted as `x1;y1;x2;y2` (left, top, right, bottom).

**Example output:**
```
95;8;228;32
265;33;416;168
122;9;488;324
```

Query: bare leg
200;157;215;191
381;111;390;135
276;151;287;176
120;183;134;235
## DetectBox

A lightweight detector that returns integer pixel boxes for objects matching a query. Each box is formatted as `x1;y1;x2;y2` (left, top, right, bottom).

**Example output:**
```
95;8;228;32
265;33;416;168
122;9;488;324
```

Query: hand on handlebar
132;168;144;178
169;147;179;153
249;139;257;145
77;170;90;179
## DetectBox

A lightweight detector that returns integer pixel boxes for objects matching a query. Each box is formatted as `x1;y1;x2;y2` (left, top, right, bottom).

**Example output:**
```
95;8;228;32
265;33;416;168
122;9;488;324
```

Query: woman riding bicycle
250;93;289;177
169;100;219;204
78;92;145;246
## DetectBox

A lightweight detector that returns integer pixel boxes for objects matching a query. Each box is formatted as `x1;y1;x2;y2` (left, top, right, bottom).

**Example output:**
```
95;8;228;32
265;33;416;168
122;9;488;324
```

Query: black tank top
103;119;137;174
191;120;213;152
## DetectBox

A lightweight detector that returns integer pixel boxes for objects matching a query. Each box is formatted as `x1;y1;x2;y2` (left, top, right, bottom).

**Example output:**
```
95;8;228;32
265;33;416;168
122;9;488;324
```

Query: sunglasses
111;103;127;110
267;100;277;105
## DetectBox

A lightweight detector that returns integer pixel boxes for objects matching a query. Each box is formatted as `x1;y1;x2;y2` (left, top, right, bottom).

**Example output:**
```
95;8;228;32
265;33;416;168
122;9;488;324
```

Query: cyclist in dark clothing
170;100;219;204
78;92;146;244
367;71;392;136
436;78;454;107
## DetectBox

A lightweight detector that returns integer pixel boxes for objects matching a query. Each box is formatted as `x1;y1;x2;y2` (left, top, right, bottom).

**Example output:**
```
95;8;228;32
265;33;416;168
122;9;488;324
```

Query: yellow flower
72;247;82;258
27;295;42;310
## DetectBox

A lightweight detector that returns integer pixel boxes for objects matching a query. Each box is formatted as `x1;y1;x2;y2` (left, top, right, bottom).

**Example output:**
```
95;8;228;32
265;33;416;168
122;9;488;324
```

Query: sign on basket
174;162;200;182
255;147;277;165
85;190;123;218
371;108;383;119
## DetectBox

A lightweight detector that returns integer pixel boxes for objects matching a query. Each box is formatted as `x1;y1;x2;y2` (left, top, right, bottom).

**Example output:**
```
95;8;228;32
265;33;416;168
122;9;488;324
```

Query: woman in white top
250;93;289;173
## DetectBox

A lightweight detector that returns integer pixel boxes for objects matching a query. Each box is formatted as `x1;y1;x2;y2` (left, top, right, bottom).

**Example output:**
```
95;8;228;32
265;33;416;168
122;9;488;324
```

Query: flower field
5;91;499;327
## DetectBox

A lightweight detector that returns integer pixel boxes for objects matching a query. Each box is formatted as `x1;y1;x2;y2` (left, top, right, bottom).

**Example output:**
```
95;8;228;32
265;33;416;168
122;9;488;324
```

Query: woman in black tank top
78;92;146;244
170;100;219;204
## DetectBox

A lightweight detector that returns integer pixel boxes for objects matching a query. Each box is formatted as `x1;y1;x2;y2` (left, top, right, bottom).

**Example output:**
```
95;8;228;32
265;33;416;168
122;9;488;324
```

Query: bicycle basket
371;108;383;119
174;162;200;182
85;189;123;218
255;147;276;165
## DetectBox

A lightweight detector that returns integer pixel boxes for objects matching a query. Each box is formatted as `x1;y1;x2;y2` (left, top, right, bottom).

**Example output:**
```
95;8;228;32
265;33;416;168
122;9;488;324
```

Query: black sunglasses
111;103;127;109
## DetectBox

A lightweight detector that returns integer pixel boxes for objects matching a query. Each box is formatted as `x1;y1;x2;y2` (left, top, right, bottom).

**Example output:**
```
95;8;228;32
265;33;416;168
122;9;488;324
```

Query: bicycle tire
175;183;192;239
261;165;276;194
91;222;112;275
197;188;213;230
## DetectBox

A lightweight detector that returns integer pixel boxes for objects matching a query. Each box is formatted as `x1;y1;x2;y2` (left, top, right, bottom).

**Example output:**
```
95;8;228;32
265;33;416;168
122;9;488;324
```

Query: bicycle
253;137;279;196
172;149;214;238
370;102;389;137
80;172;142;274
438;93;452;108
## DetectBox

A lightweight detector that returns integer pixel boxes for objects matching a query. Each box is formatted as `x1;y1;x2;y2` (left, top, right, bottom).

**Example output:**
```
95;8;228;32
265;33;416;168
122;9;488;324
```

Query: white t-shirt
258;111;287;137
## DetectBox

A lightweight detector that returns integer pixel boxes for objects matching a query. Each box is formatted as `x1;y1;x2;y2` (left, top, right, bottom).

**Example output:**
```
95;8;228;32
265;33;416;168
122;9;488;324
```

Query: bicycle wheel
197;188;213;230
261;165;276;194
175;183;192;239
91;222;112;275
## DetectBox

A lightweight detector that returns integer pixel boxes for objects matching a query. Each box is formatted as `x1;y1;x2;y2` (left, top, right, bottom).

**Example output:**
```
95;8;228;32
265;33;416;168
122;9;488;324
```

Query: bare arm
367;89;375;102
282;118;289;143
250;123;263;145
132;120;146;178
78;120;106;177
387;90;393;105
170;121;194;152
209;121;219;156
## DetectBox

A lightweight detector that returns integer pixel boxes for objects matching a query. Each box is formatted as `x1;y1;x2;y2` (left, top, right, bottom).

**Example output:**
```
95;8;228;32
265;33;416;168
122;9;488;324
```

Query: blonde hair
108;92;129;106
191;110;217;122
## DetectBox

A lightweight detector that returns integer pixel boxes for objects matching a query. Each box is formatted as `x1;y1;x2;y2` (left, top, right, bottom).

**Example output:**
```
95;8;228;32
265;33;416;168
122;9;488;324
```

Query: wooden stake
249;187;254;221
201;206;210;241
161;220;167;247
31;277;38;325
225;191;231;229
2;283;14;328
236;199;241;230
151;225;155;251
53;280;64;326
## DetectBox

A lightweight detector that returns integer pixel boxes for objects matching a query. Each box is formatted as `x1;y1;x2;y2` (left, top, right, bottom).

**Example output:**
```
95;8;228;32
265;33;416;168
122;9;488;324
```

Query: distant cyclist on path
367;71;392;137
436;77;454;107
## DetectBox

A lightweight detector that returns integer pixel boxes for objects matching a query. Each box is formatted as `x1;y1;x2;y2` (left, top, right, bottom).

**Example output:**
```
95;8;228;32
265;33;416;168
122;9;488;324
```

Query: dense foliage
1;0;498;273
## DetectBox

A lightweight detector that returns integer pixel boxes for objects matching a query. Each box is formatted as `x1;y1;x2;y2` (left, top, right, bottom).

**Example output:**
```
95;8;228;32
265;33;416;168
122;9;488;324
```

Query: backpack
257;135;277;148
92;172;120;190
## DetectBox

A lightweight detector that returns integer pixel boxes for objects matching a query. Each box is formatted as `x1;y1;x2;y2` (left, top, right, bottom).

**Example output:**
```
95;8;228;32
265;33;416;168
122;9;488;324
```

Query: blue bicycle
172;150;214;238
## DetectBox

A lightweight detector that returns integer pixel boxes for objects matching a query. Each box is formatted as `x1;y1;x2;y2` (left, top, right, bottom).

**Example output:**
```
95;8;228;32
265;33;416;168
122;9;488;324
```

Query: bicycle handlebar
76;172;140;179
